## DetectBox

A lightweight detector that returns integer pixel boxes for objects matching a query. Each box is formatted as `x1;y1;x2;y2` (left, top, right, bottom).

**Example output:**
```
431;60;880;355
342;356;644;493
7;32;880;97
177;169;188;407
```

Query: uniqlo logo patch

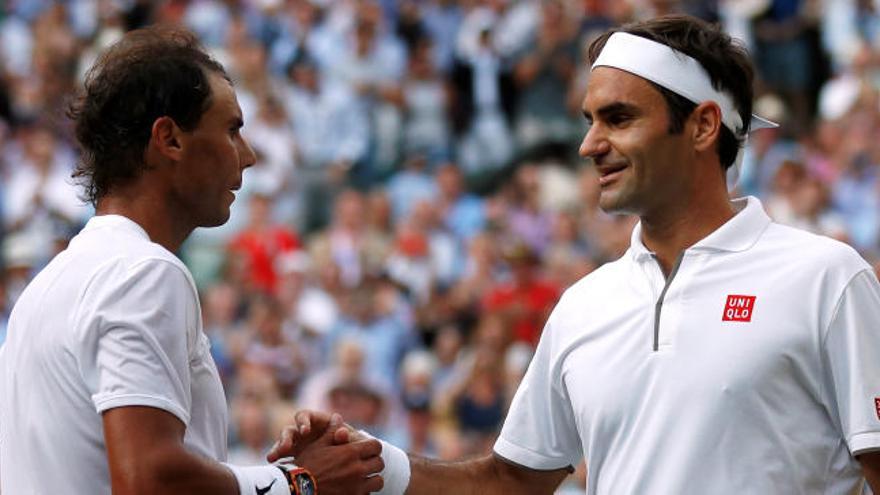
722;295;756;322
875;398;880;420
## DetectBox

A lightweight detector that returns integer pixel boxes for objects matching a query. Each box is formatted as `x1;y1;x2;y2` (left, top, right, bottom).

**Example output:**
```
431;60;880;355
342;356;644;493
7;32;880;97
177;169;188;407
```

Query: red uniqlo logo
875;398;880;420
722;295;756;322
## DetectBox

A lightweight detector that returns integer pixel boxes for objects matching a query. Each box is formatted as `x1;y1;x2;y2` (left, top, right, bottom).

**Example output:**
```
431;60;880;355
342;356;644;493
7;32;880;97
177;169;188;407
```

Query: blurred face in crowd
171;72;256;228
579;67;694;217
335;190;365;230
436;164;463;199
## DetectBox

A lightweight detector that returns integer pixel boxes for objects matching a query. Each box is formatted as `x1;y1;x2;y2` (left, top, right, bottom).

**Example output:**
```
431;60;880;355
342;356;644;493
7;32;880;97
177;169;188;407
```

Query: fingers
361;455;385;475
356;438;383;459
266;425;298;462
363;474;385;494
294;409;313;437
332;426;351;445
266;410;343;461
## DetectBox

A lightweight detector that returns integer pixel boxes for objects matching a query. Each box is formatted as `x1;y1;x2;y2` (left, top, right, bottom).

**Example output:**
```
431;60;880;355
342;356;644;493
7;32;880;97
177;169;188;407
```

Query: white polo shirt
0;215;228;494
494;197;880;494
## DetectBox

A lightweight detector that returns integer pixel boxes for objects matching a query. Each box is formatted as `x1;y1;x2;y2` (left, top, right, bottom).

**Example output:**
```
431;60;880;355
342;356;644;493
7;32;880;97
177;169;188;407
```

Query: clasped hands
266;410;384;495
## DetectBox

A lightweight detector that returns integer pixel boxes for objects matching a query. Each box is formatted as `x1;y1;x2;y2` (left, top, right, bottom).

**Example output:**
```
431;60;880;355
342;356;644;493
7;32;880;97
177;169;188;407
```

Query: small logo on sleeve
875;398;880;420
722;295;756;322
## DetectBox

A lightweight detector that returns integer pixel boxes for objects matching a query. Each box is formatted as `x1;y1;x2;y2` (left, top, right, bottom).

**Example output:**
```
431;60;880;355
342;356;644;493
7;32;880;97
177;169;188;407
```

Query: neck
96;186;192;252
639;179;735;277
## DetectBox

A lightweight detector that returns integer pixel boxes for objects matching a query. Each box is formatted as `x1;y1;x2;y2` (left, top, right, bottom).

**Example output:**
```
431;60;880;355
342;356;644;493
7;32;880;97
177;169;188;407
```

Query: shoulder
761;222;869;274
69;225;196;303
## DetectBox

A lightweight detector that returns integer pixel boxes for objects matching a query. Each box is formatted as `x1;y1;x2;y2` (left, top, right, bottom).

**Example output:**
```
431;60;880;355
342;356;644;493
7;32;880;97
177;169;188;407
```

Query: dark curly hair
588;15;755;172
69;26;229;205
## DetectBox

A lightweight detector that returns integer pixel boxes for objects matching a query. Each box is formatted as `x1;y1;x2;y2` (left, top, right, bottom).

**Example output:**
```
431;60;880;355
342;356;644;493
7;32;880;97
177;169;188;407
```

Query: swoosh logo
256;478;277;495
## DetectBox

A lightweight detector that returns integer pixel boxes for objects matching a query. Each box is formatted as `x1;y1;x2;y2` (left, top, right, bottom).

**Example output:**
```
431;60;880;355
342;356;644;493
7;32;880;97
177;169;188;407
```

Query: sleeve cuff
93;393;190;425
492;436;574;471
850;431;880;456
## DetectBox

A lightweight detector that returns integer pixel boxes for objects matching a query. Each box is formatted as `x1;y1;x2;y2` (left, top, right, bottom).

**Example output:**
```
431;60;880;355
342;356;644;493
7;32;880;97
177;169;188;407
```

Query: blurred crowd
1;0;880;491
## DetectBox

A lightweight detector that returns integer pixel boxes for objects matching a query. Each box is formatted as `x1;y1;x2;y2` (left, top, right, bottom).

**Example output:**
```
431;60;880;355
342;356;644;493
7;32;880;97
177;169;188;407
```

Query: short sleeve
493;317;582;470
78;259;198;425
821;269;880;456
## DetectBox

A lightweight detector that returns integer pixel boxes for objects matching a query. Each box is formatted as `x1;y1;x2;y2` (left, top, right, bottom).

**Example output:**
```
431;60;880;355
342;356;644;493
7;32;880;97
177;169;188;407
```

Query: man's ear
150;116;183;161
691;101;722;153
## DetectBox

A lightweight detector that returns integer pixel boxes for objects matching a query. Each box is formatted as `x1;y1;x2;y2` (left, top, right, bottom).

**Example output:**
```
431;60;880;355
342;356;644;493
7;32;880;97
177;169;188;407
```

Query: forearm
108;443;240;494
404;453;562;495
403;454;504;495
860;451;880;492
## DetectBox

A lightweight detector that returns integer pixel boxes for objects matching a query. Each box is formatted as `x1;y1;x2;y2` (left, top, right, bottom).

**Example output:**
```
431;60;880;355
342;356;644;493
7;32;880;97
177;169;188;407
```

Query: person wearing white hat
278;14;880;495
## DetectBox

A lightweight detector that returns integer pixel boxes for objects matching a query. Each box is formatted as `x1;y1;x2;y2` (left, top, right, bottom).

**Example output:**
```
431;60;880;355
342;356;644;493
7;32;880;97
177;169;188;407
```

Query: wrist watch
277;465;317;495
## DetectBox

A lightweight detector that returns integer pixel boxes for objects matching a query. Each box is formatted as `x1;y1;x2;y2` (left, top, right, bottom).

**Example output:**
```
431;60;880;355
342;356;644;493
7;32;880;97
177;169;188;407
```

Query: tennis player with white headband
276;14;880;494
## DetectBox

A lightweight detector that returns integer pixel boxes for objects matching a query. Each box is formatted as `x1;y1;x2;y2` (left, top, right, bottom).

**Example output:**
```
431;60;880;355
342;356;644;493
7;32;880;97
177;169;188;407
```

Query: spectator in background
505;162;554;256
401;37;453;161
751;0;826;134
386;153;438;223
411;199;461;289
435;162;486;241
227;192;300;295
327;381;389;436
268;0;336;76
389;350;440;457
512;0;580;152
308;189;390;288
449;232;501;324
2;122;89;265
386;216;435;304
322;0;407;181
283;55;369;233
451;11;516;179
365;189;395;240
325;279;416;390
227;400;275;465
241;294;306;398
481;242;559;347
440;318;509;456
420;0;463;74
298;337;389;413
785;174;850;241
544;209;596;289
201;281;245;385
275;250;339;372
241;94;298;223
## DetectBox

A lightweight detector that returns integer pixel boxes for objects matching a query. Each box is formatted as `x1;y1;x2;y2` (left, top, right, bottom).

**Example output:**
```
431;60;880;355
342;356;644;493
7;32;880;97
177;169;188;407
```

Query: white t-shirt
0;215;228;493
494;197;880;494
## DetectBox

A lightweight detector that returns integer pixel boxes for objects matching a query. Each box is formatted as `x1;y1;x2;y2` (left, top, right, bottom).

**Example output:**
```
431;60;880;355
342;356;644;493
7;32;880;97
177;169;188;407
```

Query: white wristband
223;463;291;495
359;431;411;495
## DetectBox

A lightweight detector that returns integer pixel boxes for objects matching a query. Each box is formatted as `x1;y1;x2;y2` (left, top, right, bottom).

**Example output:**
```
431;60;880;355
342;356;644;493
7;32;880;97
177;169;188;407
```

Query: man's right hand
270;412;384;495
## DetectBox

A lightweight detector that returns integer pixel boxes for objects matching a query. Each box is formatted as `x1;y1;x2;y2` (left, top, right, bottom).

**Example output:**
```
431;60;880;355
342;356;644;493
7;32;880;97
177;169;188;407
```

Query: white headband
591;32;778;185
592;32;778;135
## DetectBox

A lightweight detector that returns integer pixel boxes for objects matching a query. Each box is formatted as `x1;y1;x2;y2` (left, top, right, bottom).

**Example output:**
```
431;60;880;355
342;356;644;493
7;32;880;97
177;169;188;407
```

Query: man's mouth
597;163;627;187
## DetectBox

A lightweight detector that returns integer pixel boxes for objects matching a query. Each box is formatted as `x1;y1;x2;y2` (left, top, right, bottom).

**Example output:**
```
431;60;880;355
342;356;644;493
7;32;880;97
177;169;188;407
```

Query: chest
560;256;826;434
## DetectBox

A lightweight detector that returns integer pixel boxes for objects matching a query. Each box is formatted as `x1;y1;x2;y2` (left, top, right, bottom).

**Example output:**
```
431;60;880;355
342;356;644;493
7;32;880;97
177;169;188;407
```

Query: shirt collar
629;196;771;261
83;214;151;241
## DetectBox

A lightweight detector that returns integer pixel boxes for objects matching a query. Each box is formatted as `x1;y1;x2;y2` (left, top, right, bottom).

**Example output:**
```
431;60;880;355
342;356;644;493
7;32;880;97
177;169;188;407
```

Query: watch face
295;473;316;495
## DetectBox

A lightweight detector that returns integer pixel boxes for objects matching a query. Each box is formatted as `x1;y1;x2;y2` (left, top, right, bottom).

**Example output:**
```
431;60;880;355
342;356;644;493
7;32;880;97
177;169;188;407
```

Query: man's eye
608;115;631;126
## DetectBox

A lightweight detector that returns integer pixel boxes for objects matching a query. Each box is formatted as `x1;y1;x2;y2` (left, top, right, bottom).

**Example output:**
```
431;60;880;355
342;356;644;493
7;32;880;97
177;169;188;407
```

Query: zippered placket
652;252;684;351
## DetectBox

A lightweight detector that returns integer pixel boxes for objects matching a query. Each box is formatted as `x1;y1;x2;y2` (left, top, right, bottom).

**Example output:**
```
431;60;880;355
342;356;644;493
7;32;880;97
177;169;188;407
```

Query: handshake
264;410;391;495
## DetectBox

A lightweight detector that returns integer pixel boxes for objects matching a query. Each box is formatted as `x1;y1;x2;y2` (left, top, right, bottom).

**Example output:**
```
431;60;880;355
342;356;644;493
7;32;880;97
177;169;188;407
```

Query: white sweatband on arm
591;31;779;185
223;463;291;495
360;431;411;495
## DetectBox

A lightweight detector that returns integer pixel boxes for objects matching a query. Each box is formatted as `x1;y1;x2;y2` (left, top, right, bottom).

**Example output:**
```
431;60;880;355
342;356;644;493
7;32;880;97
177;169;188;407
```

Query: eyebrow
583;102;642;123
